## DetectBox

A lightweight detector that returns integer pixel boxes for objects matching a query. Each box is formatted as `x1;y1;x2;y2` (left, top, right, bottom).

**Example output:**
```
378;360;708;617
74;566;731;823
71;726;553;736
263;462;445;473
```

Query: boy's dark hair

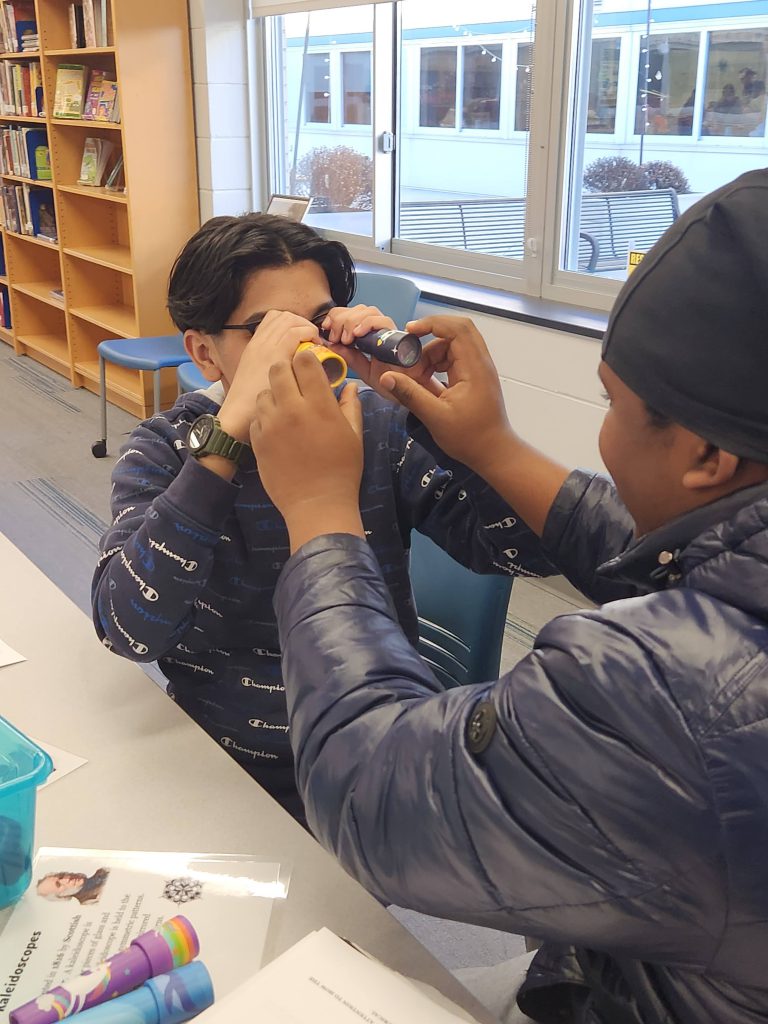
167;213;356;334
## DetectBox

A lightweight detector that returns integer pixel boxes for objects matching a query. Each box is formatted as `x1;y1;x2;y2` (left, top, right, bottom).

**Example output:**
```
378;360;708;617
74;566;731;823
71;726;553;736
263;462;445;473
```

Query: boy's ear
682;444;740;492
184;330;222;383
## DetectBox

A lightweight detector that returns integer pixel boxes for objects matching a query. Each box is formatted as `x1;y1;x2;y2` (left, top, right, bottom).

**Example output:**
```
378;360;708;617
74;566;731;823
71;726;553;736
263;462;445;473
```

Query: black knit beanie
601;167;768;462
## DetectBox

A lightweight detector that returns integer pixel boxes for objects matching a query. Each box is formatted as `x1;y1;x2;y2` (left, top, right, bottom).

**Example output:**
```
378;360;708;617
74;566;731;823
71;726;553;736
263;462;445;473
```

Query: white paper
28;738;88;790
0;849;286;1016
196;928;479;1024
0;638;24;668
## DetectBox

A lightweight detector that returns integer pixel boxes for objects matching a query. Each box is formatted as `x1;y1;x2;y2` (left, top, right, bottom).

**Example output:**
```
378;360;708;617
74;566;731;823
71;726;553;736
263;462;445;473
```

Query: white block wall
420;301;607;472
189;0;252;222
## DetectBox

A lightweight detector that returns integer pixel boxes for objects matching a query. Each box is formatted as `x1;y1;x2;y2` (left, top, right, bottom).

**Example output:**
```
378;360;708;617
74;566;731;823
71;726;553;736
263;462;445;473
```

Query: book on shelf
95;0;110;46
82;0;96;47
78;135;114;185
82;66;106;118
96;76;118;121
0;125;48;178
0;59;41;116
32;137;50;180
0;238;5;274
82;69;120;123
0;285;11;329
53;63;88;119
0;181;55;239
104;151;124;191
49;286;64;303
29;185;56;240
69;0;110;47
0;1;35;54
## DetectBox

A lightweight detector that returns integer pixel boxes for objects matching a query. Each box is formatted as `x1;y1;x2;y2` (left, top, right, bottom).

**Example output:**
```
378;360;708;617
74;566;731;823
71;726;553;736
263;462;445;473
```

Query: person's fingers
331;344;371;383
267;358;301;402
379;370;446;421
338;382;363;439
292;346;339;406
422;337;451;369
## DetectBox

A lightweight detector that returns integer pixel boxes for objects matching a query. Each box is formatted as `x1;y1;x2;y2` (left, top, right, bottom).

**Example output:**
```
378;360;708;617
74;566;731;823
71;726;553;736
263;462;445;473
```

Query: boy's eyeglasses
219;312;330;339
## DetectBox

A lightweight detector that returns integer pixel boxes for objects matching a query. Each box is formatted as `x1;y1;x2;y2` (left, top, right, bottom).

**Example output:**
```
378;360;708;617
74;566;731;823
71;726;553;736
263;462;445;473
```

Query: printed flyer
0;848;287;1017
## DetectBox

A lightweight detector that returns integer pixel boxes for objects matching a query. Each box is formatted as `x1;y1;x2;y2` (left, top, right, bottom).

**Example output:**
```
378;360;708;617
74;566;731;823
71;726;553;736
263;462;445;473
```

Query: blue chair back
410;531;512;688
353;271;420;327
177;360;208;393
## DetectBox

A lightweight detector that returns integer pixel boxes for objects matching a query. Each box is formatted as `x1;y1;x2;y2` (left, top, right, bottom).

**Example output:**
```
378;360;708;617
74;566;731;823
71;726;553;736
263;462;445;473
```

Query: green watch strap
200;417;245;464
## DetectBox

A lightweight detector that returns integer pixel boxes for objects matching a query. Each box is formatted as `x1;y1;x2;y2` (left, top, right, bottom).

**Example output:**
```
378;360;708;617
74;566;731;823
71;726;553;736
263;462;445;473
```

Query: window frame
252;0;768;316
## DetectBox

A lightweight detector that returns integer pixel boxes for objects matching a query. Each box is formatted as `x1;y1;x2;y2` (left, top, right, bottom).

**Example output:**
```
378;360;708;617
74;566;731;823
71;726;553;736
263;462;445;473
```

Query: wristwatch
187;414;245;464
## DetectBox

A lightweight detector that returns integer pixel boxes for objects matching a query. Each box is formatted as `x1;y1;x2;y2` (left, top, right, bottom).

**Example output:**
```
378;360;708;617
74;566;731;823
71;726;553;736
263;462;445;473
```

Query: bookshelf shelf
13;280;63;307
50;117;121;131
0;115;46;123
4;0;198;414
0;173;53;187
45;47;116;56
5;230;59;249
16;332;69;371
58;183;126;204
0;325;12;344
76;358;132;393
70;302;136;337
64;243;130;272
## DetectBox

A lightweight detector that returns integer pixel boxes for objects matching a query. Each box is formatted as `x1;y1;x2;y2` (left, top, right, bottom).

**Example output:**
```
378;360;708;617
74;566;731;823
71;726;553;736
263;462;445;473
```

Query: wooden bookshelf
1;0;198;418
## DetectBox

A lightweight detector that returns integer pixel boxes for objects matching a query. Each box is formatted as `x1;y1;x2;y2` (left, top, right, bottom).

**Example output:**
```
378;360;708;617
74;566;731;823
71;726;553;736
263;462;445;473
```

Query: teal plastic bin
0;716;52;908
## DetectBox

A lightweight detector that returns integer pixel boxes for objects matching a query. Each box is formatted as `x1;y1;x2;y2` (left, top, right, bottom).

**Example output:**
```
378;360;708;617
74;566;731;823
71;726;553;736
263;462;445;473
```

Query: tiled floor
1;343;588;973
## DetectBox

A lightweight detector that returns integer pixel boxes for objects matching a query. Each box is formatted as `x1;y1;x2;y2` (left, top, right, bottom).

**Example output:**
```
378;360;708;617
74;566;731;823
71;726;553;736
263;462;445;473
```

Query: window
702;30;768;138
514;42;533;132
265;7;375;236
462;45;502;130
419;47;457;127
304;52;331;123
557;0;768;299
342;51;371;125
397;1;535;264
635;34;699;136
258;0;768;311
587;38;620;133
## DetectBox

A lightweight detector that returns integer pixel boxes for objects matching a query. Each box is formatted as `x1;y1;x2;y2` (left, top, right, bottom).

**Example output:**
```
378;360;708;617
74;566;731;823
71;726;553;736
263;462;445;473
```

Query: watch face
189;415;215;452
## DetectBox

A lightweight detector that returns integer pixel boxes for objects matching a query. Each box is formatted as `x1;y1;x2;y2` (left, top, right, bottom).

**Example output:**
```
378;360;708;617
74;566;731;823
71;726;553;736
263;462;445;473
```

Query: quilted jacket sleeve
275;532;724;965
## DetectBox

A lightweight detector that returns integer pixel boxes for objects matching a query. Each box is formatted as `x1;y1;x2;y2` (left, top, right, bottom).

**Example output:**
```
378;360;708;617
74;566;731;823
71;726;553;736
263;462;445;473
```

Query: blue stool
92;335;188;458
177;360;208;393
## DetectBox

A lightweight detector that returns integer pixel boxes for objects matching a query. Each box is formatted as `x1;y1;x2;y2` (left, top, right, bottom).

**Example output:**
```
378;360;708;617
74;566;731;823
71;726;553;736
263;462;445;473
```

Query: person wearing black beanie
249;167;768;1024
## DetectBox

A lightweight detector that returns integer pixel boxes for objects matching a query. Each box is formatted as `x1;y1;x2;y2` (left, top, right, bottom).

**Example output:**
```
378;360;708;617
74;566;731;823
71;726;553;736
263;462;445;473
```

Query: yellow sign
627;250;646;274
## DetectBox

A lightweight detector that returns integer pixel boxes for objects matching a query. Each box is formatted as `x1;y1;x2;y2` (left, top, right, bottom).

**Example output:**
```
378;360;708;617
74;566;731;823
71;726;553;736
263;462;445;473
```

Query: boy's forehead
236;262;332;320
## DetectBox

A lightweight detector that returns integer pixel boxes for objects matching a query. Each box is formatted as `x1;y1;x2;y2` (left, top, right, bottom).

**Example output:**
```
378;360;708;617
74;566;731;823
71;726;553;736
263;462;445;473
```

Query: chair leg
91;354;108;458
153;370;161;416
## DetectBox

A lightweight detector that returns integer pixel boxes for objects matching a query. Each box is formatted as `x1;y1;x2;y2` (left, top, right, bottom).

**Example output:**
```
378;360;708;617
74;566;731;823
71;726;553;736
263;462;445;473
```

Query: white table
0;533;495;1022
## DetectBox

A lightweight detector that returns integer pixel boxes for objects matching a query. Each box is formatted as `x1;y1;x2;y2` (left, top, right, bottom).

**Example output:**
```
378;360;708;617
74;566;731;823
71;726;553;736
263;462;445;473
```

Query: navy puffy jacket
275;468;768;1024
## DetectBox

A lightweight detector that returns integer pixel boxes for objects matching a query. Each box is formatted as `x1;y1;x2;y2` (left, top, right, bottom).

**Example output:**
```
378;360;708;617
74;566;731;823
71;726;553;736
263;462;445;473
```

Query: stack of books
53;64;120;122
68;0;110;48
0;125;49;179
0;1;35;54
0;182;57;241
0;60;43;117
